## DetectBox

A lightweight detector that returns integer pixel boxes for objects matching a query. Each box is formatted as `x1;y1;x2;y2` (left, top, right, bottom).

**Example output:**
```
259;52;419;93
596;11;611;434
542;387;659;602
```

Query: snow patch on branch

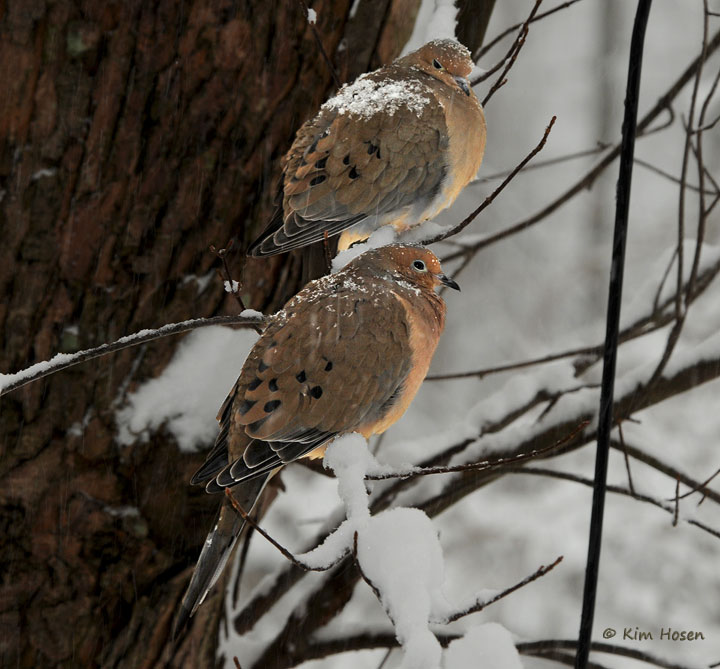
293;434;517;669
115;326;257;452
444;624;523;668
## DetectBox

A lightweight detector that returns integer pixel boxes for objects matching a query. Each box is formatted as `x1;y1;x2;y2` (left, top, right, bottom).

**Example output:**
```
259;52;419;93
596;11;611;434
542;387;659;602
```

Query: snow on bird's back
323;74;430;118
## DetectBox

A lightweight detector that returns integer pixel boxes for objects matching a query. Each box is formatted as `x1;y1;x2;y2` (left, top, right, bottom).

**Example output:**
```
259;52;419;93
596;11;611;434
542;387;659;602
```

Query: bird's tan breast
360;291;445;437
438;91;486;205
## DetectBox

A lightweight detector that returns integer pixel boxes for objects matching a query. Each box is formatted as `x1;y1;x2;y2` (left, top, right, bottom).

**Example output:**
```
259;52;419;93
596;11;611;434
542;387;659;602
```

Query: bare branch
473;0;542;86
443;28;720;264
612;440;720;506
501;467;720;541
0;313;265;397
439;556;563;623
298;0;342;89
225;488;345;572
475;0;586;60
480;0;542;104
364;420;586;481
428;248;720;381
423;117;556;246
518;639;696;669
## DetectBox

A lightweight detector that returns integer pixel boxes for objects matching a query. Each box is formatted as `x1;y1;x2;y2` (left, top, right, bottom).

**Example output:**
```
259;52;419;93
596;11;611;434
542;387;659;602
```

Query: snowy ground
114;1;720;667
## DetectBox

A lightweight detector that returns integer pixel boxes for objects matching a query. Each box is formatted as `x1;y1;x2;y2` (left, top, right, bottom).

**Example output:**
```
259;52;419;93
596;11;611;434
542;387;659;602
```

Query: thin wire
575;1;653;666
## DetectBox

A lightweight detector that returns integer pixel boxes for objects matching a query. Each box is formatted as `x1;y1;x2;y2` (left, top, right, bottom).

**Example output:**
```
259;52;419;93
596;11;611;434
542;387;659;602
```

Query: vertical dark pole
575;1;652;667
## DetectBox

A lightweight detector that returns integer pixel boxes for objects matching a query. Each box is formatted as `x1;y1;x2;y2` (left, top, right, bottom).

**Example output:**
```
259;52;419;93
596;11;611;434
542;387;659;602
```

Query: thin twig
614;440;720;506
443;27;720;265
686;4;719;304
643;8;710;393
503;467;720;541
352;532;384;607
423;117;556;246
474;0;585;60
376;649;393;669
652;248;678;313
667;465;720;503
473;0;543;86
635;156;718;195
0;313;265;397
617;422;636;495
211;243;265;336
210;240;247;312
298;0;341;89
439;556;563;623
225;488;344;572
364;420;586;481
476;144;611;183
481;0;542;105
518;639;695;669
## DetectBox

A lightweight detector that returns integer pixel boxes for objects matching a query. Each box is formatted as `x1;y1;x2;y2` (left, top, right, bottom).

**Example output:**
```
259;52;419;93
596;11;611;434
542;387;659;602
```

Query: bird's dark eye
432;58;443;70
412;259;427;271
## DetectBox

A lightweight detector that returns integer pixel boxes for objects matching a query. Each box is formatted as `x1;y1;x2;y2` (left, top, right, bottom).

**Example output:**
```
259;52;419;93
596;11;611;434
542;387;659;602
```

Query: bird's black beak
438;273;460;291
454;76;471;96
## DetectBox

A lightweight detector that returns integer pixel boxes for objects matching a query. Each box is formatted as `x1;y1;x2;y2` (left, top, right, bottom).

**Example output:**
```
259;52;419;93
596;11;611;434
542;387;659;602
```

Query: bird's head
352;244;460;294
404;39;474;97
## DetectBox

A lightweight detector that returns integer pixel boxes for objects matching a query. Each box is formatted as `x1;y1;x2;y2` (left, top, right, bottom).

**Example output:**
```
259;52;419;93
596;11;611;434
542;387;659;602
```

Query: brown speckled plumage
248;39;486;256
174;245;458;634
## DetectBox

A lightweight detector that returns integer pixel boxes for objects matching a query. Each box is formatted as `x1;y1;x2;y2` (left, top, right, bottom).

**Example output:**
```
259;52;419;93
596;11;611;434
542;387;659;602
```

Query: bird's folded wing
194;286;413;490
252;85;448;254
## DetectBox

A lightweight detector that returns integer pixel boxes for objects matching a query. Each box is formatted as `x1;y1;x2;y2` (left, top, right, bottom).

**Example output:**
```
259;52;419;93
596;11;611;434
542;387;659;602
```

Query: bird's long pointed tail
173;475;268;638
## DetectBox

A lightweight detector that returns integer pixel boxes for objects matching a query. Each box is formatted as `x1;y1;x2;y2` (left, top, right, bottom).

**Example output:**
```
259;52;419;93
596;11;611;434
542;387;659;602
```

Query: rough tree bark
0;1;492;667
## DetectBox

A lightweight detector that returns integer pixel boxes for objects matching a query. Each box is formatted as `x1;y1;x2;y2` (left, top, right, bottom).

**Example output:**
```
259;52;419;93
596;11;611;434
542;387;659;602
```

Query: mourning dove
247;39;486;256
174;244;459;634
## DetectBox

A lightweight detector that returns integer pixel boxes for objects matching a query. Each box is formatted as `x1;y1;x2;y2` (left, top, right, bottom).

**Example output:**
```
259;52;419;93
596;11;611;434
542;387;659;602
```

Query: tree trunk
0;1;491;666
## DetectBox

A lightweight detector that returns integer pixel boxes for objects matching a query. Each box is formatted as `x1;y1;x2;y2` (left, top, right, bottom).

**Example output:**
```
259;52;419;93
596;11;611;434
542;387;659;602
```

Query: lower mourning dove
247;39;486;256
174;245;459;633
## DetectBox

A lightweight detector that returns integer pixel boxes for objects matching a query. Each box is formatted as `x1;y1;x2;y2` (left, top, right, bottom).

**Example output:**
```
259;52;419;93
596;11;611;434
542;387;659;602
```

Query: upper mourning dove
175;244;459;634
247;39;486;256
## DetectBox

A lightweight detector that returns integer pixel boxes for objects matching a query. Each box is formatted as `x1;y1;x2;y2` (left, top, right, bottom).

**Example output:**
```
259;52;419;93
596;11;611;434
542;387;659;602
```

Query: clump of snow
323;433;376;520
300;434;494;669
239;308;265;320
443;623;523;668
469;63;487;82
224;279;240;293
323;75;430;119
400;220;447;245
332;226;397;272
115;326;257;452
357;508;451;669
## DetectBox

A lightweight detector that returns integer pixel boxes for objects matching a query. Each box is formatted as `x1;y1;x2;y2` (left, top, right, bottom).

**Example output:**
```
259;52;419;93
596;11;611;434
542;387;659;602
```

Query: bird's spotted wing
198;280;413;490
248;74;449;256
